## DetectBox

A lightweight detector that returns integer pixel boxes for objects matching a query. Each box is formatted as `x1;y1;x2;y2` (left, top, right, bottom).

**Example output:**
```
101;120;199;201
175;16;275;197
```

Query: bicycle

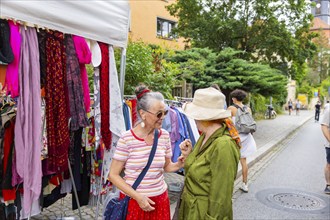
264;105;277;119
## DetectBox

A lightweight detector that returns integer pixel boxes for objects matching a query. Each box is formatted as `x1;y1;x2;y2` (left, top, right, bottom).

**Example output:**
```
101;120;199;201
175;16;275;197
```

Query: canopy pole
119;48;127;100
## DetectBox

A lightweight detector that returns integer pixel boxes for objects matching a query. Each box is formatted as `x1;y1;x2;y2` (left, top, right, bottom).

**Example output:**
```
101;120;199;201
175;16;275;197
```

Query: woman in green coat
179;87;241;220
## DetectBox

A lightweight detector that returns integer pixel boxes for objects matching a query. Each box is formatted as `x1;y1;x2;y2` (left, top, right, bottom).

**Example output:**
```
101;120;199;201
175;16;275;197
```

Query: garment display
0;26;102;217
0;19;14;64
65;35;89;131
4;20;20;98
99;42;112;150
44;30;70;173
37;30;47;88
109;46;125;139
2;116;16;202
0;16;129;220
93;67;101;150
123;102;131;130
101;46;127;182
14;26;42;212
72;35;91;113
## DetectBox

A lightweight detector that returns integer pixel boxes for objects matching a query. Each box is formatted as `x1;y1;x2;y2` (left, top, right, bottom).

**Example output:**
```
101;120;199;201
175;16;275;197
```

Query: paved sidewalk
31;110;314;219
243;110;314;173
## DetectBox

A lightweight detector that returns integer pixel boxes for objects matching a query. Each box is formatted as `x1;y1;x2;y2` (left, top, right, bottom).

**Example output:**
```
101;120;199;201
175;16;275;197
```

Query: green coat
179;125;240;220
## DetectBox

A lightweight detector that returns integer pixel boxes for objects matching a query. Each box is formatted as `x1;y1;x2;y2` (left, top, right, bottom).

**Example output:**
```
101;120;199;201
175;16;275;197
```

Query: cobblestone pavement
31;174;184;220
30;110;314;220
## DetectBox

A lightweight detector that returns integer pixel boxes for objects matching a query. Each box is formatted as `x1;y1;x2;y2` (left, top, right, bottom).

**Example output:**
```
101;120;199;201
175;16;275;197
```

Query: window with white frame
157;18;177;39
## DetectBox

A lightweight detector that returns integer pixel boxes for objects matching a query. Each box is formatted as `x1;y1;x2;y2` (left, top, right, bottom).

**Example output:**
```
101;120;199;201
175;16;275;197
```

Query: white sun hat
182;87;231;120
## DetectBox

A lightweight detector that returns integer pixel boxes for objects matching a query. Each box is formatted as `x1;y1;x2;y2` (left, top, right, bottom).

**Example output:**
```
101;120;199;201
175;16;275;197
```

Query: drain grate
256;188;330;214
270;193;325;211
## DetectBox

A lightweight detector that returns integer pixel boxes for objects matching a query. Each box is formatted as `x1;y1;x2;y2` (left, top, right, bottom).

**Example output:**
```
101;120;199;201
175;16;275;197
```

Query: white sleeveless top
233;116;257;158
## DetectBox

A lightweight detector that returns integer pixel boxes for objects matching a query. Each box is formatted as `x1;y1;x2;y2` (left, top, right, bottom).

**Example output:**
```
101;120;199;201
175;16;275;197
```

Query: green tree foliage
170;47;288;103
168;47;216;88
167;0;316;80
86;64;94;94
146;59;180;99
114;41;180;98
296;80;314;101
320;76;330;99
308;32;330;86
115;41;154;95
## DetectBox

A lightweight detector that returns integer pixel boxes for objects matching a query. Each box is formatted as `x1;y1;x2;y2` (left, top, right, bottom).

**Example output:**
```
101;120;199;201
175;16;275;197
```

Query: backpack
233;104;257;134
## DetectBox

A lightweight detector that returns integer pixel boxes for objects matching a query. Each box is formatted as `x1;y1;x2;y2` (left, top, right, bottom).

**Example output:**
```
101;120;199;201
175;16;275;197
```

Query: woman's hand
180;139;192;158
136;194;155;212
177;155;185;168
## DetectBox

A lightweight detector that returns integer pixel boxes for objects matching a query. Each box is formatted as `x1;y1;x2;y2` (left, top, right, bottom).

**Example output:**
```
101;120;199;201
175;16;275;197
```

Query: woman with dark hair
109;85;188;219
227;89;257;193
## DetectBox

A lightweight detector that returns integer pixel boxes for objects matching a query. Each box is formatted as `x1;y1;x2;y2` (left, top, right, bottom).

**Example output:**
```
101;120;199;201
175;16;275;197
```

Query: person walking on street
109;85;188;219
321;107;330;194
227;89;257;193
315;101;321;122
178;87;240;220
295;99;301;116
288;99;293;115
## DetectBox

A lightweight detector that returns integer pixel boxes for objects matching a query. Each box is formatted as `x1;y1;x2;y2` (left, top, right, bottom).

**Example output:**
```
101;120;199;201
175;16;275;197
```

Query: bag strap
131;129;159;190
233;103;246;112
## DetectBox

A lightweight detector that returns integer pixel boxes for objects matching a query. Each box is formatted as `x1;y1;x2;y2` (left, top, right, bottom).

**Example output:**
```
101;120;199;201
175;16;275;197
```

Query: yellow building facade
129;0;185;50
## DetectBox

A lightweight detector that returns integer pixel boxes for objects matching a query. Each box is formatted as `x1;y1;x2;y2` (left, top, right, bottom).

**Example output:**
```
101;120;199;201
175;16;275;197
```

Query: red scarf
99;42;112;149
45;30;70;172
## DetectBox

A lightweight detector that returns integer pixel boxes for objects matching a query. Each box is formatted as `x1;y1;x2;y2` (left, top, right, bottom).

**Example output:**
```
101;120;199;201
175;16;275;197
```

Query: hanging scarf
45;30;70;173
14;26;42;213
109;46;125;137
99;42;111;150
37;29;47;88
94;67;101;150
224;118;242;149
101;46;126;186
72;35;91;113
4;20;20;98
0;19;14;64
65;35;89;130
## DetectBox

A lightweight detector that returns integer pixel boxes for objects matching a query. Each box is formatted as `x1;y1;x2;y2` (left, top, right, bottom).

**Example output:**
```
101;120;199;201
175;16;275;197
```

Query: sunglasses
144;109;169;119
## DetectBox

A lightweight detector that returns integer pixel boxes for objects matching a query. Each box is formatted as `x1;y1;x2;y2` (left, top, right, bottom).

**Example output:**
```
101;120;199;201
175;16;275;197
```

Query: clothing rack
165;99;182;107
0;17;84;220
175;96;193;102
123;95;136;99
1;17;52;33
1;2;130;219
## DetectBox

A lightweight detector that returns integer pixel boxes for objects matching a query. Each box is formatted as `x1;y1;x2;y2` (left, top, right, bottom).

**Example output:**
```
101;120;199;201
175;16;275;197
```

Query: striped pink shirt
113;129;172;197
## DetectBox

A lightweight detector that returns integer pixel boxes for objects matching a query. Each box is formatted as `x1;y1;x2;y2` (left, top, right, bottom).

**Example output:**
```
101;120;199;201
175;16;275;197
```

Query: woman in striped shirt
109;85;187;219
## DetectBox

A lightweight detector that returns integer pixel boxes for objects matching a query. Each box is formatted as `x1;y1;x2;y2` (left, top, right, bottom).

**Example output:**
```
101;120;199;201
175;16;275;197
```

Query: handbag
103;129;159;220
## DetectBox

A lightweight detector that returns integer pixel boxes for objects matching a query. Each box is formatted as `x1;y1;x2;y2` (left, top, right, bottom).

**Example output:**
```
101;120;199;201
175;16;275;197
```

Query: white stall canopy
0;0;130;48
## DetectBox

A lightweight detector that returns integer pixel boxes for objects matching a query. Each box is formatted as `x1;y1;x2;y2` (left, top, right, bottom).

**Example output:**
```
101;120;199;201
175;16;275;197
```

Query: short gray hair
137;91;164;111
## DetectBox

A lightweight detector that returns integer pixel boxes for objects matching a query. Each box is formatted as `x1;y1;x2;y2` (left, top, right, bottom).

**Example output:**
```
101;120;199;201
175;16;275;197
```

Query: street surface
233;118;330;219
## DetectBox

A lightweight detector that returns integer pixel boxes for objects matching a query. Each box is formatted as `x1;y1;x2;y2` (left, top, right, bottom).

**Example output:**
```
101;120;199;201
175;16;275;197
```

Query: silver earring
141;121;145;128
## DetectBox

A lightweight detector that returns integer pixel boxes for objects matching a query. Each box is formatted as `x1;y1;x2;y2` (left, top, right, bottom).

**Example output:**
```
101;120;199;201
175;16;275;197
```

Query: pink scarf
72;35;91;113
